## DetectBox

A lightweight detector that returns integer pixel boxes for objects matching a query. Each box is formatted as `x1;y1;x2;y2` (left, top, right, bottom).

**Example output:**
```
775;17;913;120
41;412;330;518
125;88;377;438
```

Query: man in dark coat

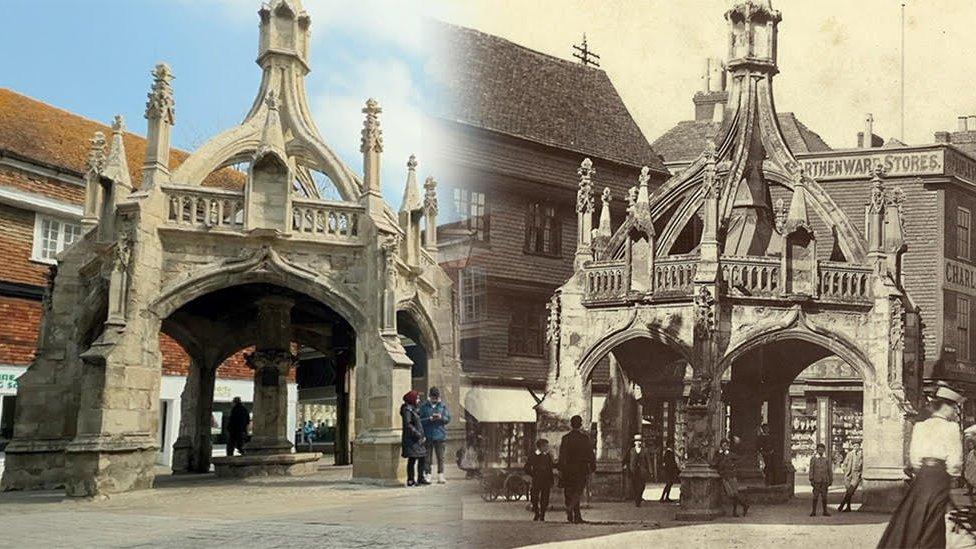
809;443;833;517
558;415;596;523
523;438;555;521
227;397;250;456
400;390;428;486
623;434;653;507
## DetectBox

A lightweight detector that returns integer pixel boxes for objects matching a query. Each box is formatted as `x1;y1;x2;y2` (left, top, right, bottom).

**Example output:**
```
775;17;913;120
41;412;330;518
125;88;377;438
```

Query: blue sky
0;0;451;205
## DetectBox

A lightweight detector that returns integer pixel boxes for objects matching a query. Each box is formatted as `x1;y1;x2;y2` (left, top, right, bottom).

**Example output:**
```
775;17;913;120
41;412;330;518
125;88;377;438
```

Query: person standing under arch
878;386;964;548
623;434;653;507
400;390;429;486
227;397;249;456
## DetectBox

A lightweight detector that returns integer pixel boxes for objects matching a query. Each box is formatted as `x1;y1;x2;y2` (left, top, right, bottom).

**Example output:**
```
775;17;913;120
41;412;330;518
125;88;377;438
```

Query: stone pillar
171;363;201;474
245;295;296;455
246;350;295;455
193;366;216;471
860;384;910;512
593;356;634;500
676;375;724;521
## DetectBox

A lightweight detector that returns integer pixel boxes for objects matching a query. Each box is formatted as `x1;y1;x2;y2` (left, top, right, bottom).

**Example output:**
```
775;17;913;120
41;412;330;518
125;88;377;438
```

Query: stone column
245;295;296;455
171;363;201;474
192;366;216;471
246;350;295;455
594;355;635;500
860;384;910;512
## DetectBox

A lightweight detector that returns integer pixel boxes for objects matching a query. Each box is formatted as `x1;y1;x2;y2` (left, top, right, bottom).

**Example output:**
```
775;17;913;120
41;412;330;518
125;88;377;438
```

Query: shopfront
0;365;26;451
156;375;297;467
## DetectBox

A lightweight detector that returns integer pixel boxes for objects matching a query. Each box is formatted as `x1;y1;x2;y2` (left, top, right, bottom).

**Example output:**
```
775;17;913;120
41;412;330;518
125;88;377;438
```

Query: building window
459;267;486;324
453;188;488;241
525;202;561;257
508;303;545;357
959;207;971;261
460;337;480;360
32;214;83;264
960;296;971;361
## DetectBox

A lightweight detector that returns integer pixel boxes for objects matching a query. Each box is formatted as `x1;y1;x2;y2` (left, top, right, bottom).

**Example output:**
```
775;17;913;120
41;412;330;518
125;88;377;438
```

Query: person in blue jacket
420;386;452;484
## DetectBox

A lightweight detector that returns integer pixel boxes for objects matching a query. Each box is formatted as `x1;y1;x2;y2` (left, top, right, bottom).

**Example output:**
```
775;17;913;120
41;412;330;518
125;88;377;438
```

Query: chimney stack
968;115;976;131
959;116;968;132
693;58;729;122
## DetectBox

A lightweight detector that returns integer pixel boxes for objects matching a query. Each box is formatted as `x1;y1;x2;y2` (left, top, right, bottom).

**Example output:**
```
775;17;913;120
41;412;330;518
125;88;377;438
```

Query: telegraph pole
901;2;906;141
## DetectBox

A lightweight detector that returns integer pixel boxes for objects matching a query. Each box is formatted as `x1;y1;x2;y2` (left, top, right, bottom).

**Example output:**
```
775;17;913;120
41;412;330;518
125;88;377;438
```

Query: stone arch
396;296;441;353
717;324;876;384
149;254;367;336
578;324;696;384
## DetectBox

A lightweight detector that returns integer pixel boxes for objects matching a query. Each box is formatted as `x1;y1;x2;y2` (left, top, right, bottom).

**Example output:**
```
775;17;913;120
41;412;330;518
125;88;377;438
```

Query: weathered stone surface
1;1;458;497
211;453;320;478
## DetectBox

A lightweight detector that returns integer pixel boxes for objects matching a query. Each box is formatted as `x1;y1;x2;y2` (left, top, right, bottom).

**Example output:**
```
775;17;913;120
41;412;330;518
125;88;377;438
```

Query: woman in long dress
878;386;965;548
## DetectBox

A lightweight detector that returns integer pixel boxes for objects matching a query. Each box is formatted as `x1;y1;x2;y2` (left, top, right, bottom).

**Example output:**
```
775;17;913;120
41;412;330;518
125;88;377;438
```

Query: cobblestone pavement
4;468;975;548
0;465;473;549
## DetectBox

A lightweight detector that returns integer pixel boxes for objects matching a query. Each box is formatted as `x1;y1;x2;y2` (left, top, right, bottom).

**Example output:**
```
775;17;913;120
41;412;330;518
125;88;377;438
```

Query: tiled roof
432;23;666;172
652;112;831;164
0;88;243;190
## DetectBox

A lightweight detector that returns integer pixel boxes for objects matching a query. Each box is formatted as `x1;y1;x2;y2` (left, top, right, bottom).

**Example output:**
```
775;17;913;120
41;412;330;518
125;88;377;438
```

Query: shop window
460;337;480;360
525;202;561;257
959;296;971;361
958;207;971;261
453;188;489;242
508;303;545;357
459;266;487;324
32;214;83;264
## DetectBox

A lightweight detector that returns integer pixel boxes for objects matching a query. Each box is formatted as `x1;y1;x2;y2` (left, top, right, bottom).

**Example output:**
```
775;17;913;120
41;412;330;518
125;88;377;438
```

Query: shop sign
945;258;976;294
799;149;944;181
0;368;24;391
945;148;976;185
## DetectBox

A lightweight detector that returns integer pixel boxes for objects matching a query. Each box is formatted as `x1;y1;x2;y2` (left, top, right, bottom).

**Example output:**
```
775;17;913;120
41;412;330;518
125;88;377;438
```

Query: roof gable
431;23;665;172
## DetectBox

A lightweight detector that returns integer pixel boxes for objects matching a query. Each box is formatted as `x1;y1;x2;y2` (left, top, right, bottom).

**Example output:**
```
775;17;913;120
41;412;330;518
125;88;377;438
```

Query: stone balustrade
819;261;872;302
290;198;363;242
654;255;698;296
583;260;627;302
721;256;781;297
164;185;244;231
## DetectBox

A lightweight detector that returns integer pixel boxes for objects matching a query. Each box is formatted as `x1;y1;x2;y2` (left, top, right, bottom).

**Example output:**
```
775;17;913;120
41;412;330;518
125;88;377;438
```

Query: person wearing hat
623;434;653;507
878;385;964;548
420;386;452;484
400;390;429;486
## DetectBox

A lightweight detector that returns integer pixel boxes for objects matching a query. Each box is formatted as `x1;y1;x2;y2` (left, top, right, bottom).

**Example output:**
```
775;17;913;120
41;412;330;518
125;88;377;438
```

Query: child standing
523;439;555;521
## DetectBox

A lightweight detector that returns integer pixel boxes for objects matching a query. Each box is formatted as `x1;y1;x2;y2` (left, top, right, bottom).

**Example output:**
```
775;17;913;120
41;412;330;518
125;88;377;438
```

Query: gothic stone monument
538;0;922;518
0;0;459;496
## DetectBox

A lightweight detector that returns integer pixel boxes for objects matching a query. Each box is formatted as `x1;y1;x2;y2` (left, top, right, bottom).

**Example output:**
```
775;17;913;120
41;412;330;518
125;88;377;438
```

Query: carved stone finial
145;63;175;124
112;115;125;134
576;158;595;214
601;187;611;207
86;131;107;175
360;98;383;154
423;176;438;216
407;154;418;171
636;166;651;204
626;186;638;212
869;165;887;214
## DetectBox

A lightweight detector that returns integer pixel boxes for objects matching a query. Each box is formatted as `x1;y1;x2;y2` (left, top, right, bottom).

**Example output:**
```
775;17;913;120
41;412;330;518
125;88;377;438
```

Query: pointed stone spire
82;131;107;226
598;187;612;237
574;158;595;268
102;116;132;191
256;90;287;161
141;63;175;191
400;154;422;212
361;98;383;200
423;176;439;253
630;166;655;237
783;168;812;235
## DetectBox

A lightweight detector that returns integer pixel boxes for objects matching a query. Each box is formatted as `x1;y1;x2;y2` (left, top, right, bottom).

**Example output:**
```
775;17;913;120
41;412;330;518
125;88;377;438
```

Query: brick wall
0;296;41;365
0;203;48;287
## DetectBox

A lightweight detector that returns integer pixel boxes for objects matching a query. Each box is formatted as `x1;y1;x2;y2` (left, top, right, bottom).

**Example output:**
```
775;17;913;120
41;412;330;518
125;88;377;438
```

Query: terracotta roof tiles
0;88;243;190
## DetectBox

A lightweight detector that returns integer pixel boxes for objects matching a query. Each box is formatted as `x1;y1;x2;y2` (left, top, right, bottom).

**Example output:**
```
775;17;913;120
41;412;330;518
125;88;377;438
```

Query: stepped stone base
212;453;320;478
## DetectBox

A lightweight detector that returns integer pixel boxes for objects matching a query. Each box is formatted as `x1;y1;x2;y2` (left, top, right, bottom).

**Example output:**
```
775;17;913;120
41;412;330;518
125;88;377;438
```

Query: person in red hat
878;385;965;548
401;390;429;486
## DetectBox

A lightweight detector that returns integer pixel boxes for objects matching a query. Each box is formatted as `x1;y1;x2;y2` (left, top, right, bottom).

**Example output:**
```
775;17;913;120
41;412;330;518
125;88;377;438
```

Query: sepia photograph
0;0;975;547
